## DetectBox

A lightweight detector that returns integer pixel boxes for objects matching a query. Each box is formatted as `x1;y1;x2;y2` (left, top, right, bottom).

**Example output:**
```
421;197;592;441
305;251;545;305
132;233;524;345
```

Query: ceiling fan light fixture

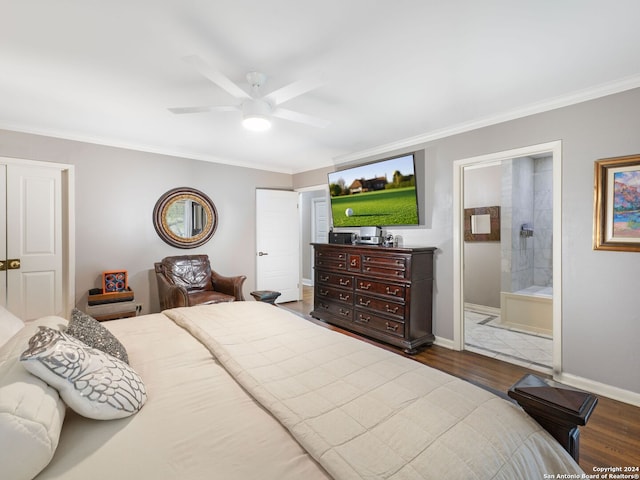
242;99;272;131
242;115;271;131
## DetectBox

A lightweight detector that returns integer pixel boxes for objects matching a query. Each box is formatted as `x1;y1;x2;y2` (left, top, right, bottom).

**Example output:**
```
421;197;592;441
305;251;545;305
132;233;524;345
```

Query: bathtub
500;286;552;336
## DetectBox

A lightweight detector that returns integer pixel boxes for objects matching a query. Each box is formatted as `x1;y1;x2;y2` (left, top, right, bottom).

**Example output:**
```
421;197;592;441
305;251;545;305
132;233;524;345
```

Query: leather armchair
154;255;246;310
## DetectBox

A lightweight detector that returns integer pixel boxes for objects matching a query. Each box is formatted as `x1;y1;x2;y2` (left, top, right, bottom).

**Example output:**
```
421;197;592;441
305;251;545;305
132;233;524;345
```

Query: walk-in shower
500;155;553;336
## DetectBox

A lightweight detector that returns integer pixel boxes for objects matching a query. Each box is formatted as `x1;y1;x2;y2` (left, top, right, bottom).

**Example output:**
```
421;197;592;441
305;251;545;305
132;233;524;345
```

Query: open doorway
298;185;330;287
453;141;562;375
281;185;328;317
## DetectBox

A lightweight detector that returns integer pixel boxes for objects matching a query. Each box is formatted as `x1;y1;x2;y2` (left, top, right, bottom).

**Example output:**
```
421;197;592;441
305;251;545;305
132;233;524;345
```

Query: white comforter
165;302;583;480
36;312;330;480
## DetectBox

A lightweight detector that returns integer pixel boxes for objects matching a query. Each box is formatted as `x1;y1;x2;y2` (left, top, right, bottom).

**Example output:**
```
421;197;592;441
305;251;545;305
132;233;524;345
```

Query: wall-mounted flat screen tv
328;153;419;227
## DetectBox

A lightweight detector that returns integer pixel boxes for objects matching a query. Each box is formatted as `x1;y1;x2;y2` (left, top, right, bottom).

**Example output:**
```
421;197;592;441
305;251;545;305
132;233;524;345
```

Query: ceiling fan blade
168;105;239;114
264;78;324;106
182;55;251;100
272;108;330;128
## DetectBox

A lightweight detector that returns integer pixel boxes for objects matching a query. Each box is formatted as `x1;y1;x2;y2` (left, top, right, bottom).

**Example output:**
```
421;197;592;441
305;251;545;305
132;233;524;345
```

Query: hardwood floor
279;286;640;474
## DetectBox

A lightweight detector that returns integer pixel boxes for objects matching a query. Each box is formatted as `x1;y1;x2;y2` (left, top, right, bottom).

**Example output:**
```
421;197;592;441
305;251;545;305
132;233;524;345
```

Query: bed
0;302;584;480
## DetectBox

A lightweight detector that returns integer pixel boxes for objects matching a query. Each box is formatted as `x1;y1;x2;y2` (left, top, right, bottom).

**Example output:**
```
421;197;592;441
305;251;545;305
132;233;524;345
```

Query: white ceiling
2;1;640;174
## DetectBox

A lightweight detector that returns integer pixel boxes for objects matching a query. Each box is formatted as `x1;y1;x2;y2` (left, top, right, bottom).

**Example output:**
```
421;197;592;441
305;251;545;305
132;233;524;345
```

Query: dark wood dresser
310;243;435;354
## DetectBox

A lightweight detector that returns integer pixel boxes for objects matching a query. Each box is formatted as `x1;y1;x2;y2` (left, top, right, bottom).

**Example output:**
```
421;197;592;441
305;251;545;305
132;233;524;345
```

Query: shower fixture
520;224;534;238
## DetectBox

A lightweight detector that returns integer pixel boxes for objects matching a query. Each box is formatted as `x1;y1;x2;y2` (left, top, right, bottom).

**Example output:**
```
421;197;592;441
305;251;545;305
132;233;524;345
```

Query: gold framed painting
593;154;640;252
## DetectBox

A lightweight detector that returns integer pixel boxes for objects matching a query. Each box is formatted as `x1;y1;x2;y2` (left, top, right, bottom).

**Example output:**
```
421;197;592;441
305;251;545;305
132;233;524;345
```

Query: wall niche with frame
464;206;500;242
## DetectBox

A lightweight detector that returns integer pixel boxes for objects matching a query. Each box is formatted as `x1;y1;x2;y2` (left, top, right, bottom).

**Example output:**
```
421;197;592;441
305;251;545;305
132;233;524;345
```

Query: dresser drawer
355;294;405;319
316;285;353;304
362;254;407;279
315;257;348;270
316;271;353;289
314;299;353;320
361;264;406;280
362;254;407;269
354;310;404;338
315;249;348;261
355;279;405;300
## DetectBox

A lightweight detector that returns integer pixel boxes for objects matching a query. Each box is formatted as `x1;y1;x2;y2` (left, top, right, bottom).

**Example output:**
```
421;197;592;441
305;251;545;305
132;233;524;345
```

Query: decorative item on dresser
310;243;435;354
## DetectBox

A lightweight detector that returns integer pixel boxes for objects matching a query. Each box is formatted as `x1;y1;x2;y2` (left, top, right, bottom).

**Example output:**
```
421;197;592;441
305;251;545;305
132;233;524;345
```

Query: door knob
258;251;269;256
0;259;20;270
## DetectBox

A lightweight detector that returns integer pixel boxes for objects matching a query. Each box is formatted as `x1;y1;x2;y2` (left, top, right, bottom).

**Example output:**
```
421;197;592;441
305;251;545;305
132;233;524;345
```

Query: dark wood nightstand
86;287;139;321
508;374;598;462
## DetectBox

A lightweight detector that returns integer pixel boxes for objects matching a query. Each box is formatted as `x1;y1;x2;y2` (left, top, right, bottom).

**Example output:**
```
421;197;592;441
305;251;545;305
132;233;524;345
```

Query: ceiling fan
169;55;329;131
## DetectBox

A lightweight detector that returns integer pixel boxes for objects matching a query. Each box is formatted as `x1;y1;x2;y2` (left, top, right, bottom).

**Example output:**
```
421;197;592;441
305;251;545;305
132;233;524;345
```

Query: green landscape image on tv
328;154;419;227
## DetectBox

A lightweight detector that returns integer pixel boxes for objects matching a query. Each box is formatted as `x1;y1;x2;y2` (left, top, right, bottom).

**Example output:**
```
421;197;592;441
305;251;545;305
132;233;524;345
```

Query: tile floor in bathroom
464;308;552;374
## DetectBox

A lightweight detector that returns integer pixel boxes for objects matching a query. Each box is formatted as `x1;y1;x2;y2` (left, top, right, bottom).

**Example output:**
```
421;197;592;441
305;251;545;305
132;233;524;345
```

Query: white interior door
310;196;329;285
0;165;6;308
5;163;63;320
312;197;329;244
256;189;300;303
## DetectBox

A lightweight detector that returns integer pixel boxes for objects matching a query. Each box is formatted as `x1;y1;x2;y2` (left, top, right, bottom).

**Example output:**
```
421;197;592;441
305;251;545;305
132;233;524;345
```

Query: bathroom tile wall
533;156;553;287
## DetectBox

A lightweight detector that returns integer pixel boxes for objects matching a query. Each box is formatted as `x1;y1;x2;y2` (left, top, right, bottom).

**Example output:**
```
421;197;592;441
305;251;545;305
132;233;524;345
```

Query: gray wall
0;129;292;315
294;87;640;396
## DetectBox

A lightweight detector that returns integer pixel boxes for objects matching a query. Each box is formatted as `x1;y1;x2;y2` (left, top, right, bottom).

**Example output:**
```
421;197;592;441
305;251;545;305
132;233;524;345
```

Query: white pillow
20;326;147;420
0;316;68;480
0;305;25;348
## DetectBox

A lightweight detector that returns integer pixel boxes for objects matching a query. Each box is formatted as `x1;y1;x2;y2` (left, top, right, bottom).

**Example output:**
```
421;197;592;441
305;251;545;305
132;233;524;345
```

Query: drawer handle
395;271;402;276
385;305;399;314
339;308;350;316
350;258;358;267
360;283;371;290
365;267;371;271
339;293;350;301
319;302;329;309
396;260;403;265
359;299;371;306
385;322;399;332
339;279;350;286
320;275;329;282
358;315;371;323
365;256;371;261
386;287;400;296
319;289;329;296
339;254;345;259
338;263;344;268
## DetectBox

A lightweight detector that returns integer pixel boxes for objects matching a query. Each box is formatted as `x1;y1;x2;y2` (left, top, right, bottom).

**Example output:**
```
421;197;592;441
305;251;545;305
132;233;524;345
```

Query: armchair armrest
211;271;247;301
155;263;190;309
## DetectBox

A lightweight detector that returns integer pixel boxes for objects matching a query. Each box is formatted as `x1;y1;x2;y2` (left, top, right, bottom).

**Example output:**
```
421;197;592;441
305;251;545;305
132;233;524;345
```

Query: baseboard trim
434;336;456;350
464;302;501;316
554;372;640;407
438;332;640;406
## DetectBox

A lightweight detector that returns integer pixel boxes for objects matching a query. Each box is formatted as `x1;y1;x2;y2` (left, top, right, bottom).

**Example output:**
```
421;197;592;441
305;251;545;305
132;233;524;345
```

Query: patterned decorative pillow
20;326;147;420
66;308;129;364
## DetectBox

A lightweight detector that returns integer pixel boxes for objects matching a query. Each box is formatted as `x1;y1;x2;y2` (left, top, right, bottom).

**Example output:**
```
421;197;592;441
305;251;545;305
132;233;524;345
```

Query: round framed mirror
153;187;218;249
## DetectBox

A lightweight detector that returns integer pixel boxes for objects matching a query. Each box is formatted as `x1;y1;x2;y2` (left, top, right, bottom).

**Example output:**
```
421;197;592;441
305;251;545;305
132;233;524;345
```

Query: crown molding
333;74;640;165
0;122;301;175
